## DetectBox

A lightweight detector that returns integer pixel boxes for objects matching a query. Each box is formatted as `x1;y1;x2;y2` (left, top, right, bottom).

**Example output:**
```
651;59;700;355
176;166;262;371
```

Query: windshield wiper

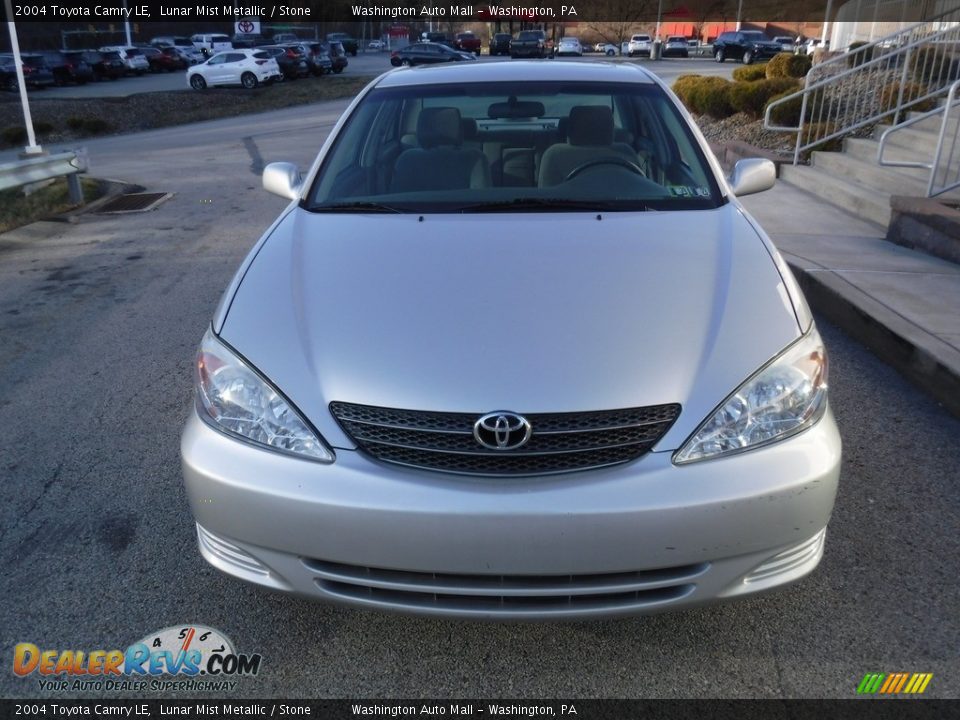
309;202;403;214
459;198;650;213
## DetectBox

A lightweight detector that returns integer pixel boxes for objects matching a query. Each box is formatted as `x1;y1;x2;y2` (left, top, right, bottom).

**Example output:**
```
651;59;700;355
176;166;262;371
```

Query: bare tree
583;0;658;49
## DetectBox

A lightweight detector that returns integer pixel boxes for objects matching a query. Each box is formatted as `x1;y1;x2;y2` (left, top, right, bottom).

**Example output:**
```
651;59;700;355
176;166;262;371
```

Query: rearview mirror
263;162;302;200
728;158;776;197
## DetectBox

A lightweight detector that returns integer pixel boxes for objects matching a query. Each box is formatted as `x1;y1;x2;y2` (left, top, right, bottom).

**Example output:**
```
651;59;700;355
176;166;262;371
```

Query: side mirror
262;162;302;200
728;158;776;197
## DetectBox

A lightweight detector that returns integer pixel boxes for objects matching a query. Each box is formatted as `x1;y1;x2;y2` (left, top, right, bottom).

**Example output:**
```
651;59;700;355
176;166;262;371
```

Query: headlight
195;329;334;462
674;328;828;464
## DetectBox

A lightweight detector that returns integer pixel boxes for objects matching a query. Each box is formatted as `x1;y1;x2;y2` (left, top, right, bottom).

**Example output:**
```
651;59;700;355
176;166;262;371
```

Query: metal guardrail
878;79;960;197
0;150;89;202
764;5;960;165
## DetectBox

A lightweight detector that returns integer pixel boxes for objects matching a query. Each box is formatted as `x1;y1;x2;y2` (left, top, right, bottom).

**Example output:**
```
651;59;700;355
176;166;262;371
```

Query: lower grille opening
318;580;695;613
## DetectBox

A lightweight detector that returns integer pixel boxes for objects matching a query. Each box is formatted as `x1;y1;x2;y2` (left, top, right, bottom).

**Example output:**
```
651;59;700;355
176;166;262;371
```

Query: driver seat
538;106;639;187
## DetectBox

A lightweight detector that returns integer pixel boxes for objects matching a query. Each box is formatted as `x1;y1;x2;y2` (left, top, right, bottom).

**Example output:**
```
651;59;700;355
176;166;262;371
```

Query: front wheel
241;72;257;89
714;48;725;62
189;74;206;90
334;66;344;73
606;49;616;56
742;50;753;64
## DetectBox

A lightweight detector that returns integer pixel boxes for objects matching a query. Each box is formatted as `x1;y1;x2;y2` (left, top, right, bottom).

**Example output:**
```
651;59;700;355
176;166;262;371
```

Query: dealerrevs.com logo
13;625;262;692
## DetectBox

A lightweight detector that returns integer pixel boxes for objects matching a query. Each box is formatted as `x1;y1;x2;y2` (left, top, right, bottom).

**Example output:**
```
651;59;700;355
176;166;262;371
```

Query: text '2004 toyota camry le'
181;61;841;620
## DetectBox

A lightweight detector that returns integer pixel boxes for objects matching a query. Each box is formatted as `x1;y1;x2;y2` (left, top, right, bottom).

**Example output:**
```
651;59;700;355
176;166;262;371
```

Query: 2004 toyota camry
181;61;841;619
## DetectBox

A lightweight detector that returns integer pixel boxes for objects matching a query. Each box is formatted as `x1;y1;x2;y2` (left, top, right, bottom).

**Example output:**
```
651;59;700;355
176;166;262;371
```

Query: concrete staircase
778;110;960;228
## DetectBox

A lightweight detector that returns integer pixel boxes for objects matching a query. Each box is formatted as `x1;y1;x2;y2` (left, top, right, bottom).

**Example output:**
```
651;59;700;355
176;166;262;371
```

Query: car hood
220;205;801;451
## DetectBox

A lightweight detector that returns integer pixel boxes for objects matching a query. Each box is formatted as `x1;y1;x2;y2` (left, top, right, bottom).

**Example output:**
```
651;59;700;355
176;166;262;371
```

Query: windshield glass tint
306;81;721;213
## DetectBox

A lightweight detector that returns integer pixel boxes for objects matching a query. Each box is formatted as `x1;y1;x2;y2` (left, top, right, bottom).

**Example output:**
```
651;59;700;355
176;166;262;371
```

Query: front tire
606;49;615;56
189;74;206;90
715;48;725;62
241;72;257;89
742;50;753;64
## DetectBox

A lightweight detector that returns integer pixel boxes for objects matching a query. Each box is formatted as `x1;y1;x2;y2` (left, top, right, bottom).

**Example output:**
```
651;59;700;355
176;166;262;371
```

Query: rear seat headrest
417;107;463;148
568;106;614;146
461;117;478;141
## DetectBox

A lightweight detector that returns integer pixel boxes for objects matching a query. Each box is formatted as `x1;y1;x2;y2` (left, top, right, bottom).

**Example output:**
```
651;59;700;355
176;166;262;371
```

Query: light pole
656;0;662;40
4;0;42;155
736;0;744;31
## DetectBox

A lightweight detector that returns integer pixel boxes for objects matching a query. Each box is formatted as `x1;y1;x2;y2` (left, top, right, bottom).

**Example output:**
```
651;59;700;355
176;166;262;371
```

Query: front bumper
181;408;841;619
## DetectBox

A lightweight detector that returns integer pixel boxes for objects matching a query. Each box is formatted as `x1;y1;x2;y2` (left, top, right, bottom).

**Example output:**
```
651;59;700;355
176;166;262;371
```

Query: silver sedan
181;61;841;620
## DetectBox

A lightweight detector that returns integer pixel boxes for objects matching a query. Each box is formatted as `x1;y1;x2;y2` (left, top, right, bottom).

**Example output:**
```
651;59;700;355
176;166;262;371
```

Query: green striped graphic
857;673;886;694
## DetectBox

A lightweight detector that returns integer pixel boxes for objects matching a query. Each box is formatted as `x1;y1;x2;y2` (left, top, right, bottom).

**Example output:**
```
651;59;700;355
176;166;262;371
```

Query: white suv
99;46;149;74
187;49;281;90
191;34;233;56
627;34;652;57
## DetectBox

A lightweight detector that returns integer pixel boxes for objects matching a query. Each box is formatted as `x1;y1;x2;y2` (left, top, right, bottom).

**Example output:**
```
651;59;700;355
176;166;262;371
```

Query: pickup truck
455;32;482;55
511;29;548;59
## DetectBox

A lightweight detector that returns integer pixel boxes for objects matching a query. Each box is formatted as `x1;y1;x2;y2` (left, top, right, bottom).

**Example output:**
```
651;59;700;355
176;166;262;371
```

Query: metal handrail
763;5;960;165
878;80;960;197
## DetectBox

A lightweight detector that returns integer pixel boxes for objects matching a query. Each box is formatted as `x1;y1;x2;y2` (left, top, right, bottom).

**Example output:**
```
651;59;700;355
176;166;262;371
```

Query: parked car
772;36;796;52
141;46;186;72
231;34;269;50
712;31;781;64
301;43;334;76
390;42;476;67
454;32;481;55
191;34;233;57
187;49;280;90
270;33;300;44
0;55;19;91
663;36;690;58
556;37;583;56
41;51;94;85
0;53;55;88
98;46;149;75
257;45;310;79
327;32;358;56
421;32;453;48
489;33;512;56
511;30;548;59
326;41;348;73
152;37;206;65
628;34;652;57
182;60;840;620
594;42;618;56
368;40;386;50
87;49;126;80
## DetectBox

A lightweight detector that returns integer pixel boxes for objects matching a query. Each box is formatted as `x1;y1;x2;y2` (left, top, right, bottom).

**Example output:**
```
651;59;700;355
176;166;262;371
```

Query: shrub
910;45;960;85
847;41;874;68
879;81;936;113
766;52;812;79
729;78;799;119
765;90;804;126
671;74;703;106
1;126;27;146
66;117;86;131
801;122;842;153
82;118;110;135
688;76;735;119
732;64;768;82
33;121;54;136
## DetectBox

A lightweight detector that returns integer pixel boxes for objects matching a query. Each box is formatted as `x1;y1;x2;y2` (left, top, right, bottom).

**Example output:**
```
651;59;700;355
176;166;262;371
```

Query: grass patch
0;177;106;234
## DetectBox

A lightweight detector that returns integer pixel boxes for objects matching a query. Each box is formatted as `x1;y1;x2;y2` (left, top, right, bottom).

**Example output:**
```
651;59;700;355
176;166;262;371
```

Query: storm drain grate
97;192;172;214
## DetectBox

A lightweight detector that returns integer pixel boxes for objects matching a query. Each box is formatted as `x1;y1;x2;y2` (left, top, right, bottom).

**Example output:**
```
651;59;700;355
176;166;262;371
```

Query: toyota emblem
473;412;532;451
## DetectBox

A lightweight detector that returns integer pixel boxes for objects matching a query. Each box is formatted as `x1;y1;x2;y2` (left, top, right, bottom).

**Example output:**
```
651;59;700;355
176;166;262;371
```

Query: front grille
304;558;707;615
329;401;680;476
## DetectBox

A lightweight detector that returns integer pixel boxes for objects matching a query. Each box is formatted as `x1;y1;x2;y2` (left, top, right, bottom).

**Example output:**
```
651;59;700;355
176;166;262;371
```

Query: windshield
306;81;721;213
742;32;765;40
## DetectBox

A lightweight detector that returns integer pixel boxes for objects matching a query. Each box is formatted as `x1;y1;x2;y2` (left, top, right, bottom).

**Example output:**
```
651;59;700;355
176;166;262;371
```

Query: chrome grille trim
304;558;705;614
329;401;681;476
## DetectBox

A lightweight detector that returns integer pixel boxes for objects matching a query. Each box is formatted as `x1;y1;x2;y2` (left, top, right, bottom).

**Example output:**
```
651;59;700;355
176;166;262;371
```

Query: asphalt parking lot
1;70;958;700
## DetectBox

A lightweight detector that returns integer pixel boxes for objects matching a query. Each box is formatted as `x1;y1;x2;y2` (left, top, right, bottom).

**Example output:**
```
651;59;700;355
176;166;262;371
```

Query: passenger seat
390;108;490;193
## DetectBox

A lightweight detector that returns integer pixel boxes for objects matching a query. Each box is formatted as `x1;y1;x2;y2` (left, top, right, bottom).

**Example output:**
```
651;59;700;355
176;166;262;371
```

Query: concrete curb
785;255;960;419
